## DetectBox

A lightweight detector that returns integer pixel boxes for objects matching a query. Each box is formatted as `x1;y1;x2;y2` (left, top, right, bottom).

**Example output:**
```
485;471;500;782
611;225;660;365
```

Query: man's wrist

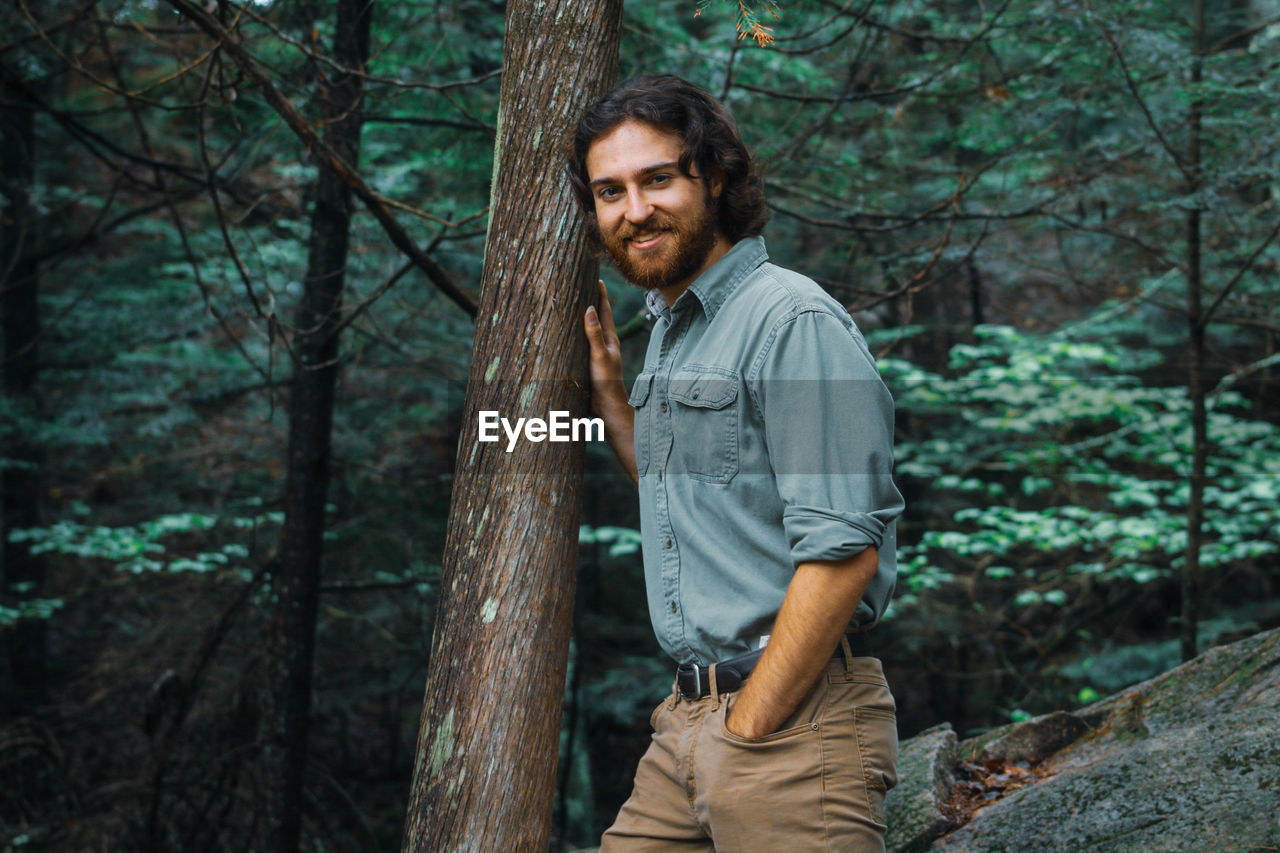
725;707;765;739
590;380;629;417
725;688;780;739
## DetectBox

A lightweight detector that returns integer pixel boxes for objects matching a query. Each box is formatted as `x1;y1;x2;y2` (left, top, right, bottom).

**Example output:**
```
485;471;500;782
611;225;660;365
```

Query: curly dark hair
567;74;768;243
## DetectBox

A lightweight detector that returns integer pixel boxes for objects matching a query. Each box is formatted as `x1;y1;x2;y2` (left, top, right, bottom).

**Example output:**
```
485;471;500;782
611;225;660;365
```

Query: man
571;74;904;851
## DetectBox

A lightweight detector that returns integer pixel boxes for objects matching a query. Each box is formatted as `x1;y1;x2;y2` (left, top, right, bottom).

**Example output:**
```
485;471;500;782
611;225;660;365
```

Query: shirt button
670;601;678;613
660;402;669;414
663;537;673;549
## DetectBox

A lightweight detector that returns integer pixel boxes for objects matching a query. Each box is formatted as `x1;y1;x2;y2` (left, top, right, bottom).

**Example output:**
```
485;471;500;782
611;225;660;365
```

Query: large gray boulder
886;627;1280;852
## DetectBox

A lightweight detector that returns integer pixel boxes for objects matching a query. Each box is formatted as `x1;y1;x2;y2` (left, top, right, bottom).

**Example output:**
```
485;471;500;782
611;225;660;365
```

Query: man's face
584;120;723;292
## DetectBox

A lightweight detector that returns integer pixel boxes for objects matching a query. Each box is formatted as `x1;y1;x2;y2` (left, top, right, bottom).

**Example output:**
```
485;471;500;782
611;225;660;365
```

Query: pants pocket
700;675;894;852
700;690;829;851
822;675;898;834
717;679;828;745
853;707;898;822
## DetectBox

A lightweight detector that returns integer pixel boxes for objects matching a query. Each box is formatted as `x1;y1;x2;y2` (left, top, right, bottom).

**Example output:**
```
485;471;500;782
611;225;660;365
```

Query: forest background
2;0;1278;849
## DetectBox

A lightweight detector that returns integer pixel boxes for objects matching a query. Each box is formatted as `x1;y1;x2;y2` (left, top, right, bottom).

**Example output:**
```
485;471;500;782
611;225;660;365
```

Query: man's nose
623;189;653;224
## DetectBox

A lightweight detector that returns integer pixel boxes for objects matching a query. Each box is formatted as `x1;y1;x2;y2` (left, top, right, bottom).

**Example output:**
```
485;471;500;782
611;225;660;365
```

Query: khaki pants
601;656;898;852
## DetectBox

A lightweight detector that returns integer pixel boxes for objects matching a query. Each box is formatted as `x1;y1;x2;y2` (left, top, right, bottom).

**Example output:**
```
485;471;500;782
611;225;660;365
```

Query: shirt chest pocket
668;367;741;484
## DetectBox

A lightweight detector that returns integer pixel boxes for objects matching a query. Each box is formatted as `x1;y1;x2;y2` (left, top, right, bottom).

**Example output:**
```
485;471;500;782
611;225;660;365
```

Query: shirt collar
644;236;769;322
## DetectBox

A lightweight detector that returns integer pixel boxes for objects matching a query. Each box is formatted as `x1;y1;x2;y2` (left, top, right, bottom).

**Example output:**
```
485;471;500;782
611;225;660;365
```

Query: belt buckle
676;663;704;699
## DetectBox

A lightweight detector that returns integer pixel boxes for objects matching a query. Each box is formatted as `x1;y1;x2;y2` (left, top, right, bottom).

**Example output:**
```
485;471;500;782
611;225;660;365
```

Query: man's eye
650;174;670;186
599;187;621;200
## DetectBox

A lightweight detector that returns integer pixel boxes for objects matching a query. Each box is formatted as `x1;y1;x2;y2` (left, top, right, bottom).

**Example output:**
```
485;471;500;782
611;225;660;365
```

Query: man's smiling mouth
628;231;668;250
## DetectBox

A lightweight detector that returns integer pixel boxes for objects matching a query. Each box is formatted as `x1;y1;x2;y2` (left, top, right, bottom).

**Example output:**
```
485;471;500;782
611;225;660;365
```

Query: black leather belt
675;632;875;700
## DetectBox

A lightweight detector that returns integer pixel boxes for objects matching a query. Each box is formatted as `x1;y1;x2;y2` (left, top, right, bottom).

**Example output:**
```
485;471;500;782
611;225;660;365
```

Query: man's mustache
616;216;676;240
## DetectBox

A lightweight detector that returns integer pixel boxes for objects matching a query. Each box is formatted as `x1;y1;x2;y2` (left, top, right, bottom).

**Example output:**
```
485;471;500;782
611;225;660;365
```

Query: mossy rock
887;627;1280;852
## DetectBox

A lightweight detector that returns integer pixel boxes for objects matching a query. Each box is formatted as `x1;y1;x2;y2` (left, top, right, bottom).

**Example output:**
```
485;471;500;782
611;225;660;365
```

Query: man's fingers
596;279;619;342
584;305;605;350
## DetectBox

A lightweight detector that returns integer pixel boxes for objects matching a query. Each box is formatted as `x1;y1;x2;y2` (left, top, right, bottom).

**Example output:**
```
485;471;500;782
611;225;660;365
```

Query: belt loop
840;636;855;673
668;677;679;710
708;663;720;711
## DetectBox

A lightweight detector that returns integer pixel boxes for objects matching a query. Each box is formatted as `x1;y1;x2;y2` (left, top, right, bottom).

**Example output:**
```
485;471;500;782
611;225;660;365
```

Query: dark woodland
1;0;1278;850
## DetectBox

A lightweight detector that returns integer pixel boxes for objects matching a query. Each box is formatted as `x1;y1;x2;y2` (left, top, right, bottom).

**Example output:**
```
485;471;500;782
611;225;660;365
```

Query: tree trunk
400;2;623;850
265;1;372;848
1;79;46;708
1181;0;1206;663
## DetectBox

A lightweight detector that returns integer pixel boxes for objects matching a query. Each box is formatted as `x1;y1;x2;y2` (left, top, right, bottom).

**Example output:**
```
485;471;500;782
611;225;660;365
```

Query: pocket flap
628;373;653;407
669;370;739;409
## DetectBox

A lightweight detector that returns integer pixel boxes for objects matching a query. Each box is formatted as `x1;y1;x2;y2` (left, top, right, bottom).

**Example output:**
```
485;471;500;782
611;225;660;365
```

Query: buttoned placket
651;299;697;663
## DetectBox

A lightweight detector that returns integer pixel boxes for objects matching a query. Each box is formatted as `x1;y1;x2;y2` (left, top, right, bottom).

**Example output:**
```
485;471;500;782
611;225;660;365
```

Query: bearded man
570;74;904;852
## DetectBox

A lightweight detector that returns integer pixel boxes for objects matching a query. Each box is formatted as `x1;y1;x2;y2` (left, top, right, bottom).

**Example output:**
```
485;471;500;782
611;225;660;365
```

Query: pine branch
696;0;782;47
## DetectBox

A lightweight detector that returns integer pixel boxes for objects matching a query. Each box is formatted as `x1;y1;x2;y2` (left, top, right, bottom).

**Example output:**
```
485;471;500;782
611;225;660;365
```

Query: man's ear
707;165;726;200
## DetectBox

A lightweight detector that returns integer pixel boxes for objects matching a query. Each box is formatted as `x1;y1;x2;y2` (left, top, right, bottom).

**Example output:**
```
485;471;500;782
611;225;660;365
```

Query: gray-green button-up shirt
630;236;904;666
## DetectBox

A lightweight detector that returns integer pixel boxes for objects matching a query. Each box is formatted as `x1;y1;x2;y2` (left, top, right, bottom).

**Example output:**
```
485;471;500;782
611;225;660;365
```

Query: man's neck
657;234;736;307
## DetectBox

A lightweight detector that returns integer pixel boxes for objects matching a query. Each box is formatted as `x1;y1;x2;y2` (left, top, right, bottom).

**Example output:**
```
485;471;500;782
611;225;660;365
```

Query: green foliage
884;321;1280;616
579;524;642;558
6;0;1279;848
9;510;278;577
0;595;65;629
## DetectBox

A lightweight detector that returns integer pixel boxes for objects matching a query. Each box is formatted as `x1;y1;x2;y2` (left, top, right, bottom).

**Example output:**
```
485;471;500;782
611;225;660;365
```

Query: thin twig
1200;219;1280;327
165;0;478;318
1093;14;1193;183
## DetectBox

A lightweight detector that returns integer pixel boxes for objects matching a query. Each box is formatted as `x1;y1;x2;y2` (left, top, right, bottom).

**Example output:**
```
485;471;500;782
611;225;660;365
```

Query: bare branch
849;214;968;315
358;113;489;132
1206;14;1280;55
1046;212;1183;271
1200;219;1280;327
732;0;1012;104
191;42;278;332
229;0;501;93
0;67;207;184
165;0;477;318
1093;15;1193;183
812;0;996;45
14;0;230;108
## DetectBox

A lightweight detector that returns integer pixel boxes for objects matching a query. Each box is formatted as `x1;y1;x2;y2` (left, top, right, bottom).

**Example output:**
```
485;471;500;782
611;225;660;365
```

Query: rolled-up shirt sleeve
749;308;905;566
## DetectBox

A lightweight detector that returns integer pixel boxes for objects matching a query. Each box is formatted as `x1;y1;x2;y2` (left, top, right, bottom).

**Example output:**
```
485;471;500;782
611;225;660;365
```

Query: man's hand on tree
584;279;638;484
585;279;625;411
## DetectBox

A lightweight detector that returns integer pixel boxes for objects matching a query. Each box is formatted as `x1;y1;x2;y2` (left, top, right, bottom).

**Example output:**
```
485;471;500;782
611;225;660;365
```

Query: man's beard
600;202;719;291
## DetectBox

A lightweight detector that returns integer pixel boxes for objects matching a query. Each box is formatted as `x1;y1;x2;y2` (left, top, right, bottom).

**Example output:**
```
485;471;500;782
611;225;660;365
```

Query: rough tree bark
264;1;372;849
1;76;47;707
401;1;623;850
